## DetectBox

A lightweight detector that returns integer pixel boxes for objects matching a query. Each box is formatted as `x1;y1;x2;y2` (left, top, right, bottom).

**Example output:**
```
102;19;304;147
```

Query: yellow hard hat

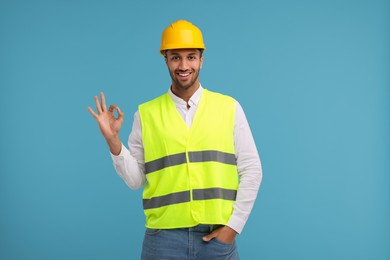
160;20;206;55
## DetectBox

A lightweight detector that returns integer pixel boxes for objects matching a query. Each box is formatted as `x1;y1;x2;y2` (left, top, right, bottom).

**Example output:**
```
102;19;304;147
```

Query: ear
200;56;204;69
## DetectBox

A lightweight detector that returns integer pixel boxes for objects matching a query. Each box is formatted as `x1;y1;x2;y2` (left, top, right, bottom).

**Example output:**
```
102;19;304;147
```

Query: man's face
165;49;203;91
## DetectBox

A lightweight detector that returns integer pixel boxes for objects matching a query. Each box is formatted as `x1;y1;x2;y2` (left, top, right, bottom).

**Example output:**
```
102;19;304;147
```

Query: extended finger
94;95;102;114
100;92;107;112
87;106;98;119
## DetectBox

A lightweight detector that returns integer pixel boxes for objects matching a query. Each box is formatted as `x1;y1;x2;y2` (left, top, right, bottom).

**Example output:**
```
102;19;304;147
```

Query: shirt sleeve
110;111;146;190
226;101;263;234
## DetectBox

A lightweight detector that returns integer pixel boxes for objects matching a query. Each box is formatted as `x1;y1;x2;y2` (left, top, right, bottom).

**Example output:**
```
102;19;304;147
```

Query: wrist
105;133;120;142
224;226;238;240
105;135;122;155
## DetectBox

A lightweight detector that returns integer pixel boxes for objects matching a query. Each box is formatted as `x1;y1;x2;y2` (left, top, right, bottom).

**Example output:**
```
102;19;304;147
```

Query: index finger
100;92;107;112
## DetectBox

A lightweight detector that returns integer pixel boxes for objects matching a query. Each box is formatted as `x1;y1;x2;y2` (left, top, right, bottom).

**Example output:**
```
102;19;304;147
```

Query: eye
171;56;180;61
188;55;196;60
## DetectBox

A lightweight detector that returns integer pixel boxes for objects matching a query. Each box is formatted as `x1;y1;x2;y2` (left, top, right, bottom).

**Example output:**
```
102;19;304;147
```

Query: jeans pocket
205;238;238;259
211;237;235;246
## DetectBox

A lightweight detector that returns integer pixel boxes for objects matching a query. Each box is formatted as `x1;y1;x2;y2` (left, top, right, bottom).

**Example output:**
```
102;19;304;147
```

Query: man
88;20;262;260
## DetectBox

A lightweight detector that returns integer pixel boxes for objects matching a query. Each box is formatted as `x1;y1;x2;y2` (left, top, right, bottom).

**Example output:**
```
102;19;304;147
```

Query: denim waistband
189;224;224;232
146;224;224;233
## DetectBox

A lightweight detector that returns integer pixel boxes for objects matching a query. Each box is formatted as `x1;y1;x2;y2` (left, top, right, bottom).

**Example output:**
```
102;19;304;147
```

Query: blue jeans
141;224;239;260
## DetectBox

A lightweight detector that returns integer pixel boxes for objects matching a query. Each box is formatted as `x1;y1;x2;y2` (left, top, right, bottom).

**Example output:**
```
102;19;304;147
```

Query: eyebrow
170;52;199;56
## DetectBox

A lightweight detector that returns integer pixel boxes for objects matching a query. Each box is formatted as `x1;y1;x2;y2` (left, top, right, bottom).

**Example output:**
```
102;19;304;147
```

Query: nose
178;59;189;71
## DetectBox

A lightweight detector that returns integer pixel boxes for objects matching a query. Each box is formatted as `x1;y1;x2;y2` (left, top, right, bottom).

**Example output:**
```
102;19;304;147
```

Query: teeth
179;73;189;76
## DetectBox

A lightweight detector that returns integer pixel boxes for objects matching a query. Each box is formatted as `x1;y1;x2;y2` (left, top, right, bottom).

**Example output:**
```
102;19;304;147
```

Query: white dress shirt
111;85;262;234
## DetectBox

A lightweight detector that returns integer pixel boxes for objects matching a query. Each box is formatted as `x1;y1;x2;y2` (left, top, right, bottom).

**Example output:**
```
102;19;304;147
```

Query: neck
171;83;200;102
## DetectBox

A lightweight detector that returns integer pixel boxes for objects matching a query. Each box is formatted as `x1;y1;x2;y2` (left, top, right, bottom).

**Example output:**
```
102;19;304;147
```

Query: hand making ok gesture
87;92;124;155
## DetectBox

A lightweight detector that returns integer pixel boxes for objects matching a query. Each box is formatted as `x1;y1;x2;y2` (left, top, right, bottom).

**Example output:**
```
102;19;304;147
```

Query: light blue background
1;0;389;259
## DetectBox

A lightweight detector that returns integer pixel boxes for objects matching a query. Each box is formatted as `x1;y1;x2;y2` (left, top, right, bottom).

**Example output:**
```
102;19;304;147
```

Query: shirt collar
168;84;203;108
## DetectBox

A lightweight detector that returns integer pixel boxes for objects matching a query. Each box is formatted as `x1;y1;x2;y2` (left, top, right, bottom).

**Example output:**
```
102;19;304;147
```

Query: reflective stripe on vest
139;89;238;229
145;150;236;174
143;188;237;209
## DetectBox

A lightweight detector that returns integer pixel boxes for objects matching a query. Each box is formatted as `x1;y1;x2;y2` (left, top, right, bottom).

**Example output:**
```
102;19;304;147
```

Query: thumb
202;232;216;242
117;106;124;119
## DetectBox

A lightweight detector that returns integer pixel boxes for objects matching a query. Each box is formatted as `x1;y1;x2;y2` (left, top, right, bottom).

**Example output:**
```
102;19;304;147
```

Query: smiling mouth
177;71;191;78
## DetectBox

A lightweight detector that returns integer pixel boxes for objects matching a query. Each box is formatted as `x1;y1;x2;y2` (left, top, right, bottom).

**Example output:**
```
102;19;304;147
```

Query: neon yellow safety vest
139;89;238;229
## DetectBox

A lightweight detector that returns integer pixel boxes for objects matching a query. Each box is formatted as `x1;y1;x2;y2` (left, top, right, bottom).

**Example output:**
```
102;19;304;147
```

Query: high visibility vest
138;89;238;229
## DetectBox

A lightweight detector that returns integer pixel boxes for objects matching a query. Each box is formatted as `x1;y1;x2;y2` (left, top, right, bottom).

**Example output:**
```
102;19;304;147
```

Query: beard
169;67;201;90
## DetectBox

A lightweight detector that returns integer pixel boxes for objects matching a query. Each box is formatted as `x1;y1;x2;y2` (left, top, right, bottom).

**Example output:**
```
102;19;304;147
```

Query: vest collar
168;84;203;109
